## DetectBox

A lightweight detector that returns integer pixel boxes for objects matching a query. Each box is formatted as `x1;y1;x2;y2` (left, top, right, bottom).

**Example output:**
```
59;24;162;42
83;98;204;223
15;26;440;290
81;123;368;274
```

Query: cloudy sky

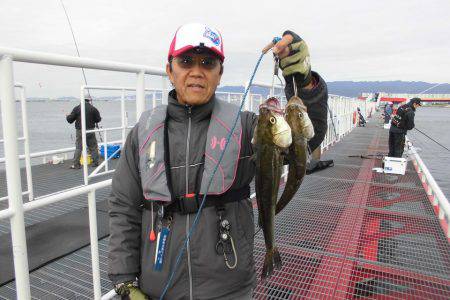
0;0;449;97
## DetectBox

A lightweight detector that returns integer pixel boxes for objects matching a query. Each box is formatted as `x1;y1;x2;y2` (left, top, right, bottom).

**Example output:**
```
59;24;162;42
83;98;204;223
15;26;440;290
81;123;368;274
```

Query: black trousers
388;131;406;157
72;129;100;166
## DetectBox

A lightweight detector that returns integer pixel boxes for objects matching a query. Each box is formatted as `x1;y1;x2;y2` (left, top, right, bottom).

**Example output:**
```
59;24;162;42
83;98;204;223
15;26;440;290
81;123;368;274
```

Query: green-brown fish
253;97;292;279
276;95;314;214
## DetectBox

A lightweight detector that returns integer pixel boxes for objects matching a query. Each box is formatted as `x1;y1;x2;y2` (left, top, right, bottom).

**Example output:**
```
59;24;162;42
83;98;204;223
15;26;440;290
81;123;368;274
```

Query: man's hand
126;287;148;300
273;31;312;88
115;282;148;300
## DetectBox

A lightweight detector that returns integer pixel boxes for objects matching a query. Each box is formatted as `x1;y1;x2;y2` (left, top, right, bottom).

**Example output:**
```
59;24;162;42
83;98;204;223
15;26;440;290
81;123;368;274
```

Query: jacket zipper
185;105;193;300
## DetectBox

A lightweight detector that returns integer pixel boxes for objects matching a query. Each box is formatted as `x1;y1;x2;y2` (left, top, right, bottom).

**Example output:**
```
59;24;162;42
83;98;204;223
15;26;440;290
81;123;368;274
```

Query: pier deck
0;119;449;299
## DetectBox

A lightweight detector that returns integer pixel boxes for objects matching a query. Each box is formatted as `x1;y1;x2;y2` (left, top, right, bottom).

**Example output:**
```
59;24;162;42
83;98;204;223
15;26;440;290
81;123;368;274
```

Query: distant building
361;92;450;106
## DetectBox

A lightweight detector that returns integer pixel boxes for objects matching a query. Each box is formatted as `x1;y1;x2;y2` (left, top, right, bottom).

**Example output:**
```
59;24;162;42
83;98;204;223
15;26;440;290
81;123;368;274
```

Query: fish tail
261;247;283;280
273;246;282;269
261;250;274;280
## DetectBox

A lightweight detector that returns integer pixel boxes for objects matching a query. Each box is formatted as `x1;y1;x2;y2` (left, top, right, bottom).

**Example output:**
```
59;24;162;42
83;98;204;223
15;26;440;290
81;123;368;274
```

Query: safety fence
1;46;375;299
406;138;450;239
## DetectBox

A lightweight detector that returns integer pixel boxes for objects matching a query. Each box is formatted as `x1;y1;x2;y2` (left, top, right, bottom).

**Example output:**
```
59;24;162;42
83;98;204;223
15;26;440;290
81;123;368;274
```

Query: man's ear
166;62;174;83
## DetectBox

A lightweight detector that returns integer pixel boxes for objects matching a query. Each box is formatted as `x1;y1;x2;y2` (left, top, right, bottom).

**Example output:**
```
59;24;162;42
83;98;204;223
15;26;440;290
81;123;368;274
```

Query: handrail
0;47;166;75
406;139;450;238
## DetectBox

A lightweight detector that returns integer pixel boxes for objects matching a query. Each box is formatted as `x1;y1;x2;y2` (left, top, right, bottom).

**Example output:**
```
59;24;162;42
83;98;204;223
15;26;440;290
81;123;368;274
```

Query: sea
1;101;449;199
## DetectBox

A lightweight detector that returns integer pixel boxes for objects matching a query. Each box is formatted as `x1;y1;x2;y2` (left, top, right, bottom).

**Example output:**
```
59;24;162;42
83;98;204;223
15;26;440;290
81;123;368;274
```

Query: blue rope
159;53;265;299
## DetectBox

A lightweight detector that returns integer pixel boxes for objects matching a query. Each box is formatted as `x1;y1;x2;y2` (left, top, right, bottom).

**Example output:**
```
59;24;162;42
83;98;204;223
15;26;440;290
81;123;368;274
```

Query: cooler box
382;156;407;175
100;144;121;159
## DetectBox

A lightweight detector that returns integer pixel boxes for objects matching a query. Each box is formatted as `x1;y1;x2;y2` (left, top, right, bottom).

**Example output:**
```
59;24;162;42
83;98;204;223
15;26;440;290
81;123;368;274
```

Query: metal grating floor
1;119;449;299
0;160;117;234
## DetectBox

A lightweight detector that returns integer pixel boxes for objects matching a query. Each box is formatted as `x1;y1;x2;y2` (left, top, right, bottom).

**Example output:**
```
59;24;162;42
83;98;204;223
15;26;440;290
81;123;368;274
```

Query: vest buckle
177;193;202;214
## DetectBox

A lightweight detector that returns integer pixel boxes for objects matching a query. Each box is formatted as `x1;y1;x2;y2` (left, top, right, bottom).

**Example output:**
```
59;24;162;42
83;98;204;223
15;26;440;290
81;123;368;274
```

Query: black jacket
66;101;101;130
390;103;415;134
285;71;328;152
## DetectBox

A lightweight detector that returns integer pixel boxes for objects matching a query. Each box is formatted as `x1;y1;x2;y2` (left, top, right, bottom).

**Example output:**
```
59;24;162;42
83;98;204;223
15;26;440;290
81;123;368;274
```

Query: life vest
137;100;242;203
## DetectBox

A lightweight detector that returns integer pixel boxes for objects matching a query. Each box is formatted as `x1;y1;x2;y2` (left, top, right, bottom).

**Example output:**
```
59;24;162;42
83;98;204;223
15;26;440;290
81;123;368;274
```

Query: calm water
1;102;449;198
406;106;450;199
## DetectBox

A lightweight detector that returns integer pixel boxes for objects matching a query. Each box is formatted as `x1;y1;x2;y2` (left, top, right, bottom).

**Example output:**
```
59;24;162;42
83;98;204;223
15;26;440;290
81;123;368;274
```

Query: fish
276;96;314;215
253;97;292;280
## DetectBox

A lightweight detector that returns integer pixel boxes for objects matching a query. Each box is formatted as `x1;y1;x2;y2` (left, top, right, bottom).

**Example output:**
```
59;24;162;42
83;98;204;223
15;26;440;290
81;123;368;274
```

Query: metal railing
0;47;168;299
406;138;450;238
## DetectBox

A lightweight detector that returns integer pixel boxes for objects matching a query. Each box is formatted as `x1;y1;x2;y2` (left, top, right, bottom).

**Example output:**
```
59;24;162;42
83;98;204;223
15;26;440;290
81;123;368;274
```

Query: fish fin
261;250;274;280
261;248;283;280
273;247;282;270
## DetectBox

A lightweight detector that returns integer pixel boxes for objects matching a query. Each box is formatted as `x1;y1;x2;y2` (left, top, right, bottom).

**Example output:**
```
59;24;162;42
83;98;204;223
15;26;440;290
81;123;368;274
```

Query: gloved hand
127;287;148;300
273;31;312;88
115;282;148;300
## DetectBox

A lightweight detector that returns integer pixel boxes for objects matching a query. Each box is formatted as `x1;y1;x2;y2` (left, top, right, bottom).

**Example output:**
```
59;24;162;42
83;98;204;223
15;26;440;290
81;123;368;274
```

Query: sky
0;0;449;98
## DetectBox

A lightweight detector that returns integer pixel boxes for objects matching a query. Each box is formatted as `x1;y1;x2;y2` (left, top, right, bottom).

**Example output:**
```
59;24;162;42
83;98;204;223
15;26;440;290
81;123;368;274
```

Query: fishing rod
414;127;450;152
60;0;103;143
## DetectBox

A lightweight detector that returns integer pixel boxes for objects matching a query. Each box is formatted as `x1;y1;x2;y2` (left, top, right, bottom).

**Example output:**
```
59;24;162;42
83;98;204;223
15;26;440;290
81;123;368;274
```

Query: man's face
413;103;420;109
166;50;222;106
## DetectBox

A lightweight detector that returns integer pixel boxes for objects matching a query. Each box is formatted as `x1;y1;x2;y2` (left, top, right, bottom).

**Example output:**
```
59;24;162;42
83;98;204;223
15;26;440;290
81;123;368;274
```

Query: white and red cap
168;23;224;61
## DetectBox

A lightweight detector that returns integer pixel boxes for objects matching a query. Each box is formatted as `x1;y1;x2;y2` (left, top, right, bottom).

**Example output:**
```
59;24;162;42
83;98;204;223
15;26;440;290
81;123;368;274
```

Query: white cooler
382;156;407;175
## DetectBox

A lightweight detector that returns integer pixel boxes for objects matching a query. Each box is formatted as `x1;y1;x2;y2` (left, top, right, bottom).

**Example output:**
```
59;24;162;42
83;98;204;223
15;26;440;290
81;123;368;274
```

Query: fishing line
414;127;450;152
160;53;266;299
60;0;103;143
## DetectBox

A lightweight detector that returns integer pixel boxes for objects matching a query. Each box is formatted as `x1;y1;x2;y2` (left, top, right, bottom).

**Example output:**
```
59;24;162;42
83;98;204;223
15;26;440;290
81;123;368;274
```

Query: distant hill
218;81;450;98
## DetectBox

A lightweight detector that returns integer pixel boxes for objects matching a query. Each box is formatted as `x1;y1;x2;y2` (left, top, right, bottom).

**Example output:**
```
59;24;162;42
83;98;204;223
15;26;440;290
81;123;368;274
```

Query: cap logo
203;27;221;46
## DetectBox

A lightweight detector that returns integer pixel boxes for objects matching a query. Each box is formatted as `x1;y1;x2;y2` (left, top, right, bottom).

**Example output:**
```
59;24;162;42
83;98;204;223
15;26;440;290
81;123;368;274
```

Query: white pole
87;190;102;300
136;71;145;119
0;55;31;299
121;89;126;145
152;91;156;109
162;76;168;105
104;130;108;172
19;86;34;201
80;88;89;185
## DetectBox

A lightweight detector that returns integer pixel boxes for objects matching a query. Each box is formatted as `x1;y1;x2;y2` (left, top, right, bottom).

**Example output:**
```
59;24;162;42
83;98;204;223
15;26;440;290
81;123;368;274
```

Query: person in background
357;107;366;127
384;101;393;124
107;23;329;299
388;98;421;157
66;95;102;169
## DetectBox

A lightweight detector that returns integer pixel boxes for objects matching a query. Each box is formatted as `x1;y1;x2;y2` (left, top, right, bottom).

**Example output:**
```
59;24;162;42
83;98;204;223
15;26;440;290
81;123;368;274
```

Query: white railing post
104;130;109;172
18;85;34;201
0;55;31;299
88;190;102;300
136;71;145;120
121;89;126;144
162;77;168;105
80;88;89;185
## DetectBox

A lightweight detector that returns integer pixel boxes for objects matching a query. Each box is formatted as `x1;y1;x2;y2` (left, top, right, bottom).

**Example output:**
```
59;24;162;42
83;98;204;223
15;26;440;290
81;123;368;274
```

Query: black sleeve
66;106;79;124
285;71;329;152
94;107;102;123
108;125;144;284
404;110;415;130
240;110;258;155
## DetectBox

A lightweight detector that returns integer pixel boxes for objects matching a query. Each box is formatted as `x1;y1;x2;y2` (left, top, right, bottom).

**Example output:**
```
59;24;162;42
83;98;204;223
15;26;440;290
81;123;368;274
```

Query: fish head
258;97;292;148
285;96;315;140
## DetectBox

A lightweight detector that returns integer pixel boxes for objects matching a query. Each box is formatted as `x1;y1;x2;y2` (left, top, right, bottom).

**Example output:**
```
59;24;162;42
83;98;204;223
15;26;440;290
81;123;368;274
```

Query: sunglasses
173;55;220;70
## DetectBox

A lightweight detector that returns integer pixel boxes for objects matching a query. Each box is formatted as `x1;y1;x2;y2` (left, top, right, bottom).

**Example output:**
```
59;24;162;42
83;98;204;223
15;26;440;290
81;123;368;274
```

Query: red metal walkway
253;121;450;299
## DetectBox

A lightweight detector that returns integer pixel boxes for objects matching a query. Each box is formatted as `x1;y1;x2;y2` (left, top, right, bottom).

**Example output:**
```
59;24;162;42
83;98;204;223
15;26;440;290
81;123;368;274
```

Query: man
108;23;328;299
388;97;421;157
384;102;393;124
66;95;102;169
